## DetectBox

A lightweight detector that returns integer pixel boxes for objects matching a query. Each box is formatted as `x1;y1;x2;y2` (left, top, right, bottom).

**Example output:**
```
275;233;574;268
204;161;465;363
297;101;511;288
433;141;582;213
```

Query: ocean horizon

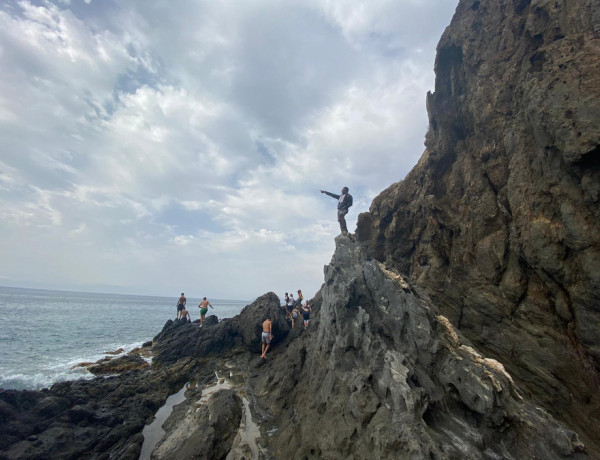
0;286;249;391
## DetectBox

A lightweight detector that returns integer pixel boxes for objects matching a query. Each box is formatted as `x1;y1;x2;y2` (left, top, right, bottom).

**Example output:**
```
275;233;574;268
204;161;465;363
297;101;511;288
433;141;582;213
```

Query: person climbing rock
291;305;301;329
261;317;273;358
320;187;353;234
198;297;213;327
301;301;312;329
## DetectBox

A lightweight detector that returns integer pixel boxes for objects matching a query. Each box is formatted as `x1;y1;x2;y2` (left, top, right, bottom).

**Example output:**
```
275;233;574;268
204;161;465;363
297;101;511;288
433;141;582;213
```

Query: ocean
0;286;248;391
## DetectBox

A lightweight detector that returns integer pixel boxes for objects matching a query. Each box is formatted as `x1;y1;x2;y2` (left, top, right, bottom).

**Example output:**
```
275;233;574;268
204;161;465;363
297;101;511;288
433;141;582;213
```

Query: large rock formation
357;0;600;449
249;237;587;458
3;237;590;459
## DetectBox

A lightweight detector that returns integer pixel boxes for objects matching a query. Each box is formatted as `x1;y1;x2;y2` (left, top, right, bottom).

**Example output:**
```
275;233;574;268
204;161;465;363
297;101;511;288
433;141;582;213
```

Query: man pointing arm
320;186;353;235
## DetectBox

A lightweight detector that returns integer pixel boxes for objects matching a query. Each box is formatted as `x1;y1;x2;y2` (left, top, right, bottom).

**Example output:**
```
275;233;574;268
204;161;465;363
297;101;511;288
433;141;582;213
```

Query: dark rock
88;354;149;375
202;314;219;327
357;0;600;453
152;292;288;366
0;356;199;459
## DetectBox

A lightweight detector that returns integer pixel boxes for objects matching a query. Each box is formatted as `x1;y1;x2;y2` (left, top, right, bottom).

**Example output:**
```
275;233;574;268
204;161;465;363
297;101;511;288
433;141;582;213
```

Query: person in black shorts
176;292;186;319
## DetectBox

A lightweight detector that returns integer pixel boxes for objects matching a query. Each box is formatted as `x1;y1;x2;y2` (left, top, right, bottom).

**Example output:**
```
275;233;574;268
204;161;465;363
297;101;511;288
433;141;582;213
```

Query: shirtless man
180;306;191;322
176;292;186;319
261;317;273;358
198;297;213;327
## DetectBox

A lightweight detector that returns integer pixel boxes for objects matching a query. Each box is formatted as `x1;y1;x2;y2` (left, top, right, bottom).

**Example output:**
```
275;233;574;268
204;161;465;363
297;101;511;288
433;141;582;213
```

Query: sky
0;0;458;301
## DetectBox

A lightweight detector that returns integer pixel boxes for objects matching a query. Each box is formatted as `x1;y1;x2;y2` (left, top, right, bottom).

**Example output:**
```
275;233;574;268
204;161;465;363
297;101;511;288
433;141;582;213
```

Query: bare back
262;319;272;333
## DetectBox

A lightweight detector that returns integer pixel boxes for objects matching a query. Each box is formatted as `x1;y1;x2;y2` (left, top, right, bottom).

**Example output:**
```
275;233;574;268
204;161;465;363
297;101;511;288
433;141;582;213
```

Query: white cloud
0;0;458;299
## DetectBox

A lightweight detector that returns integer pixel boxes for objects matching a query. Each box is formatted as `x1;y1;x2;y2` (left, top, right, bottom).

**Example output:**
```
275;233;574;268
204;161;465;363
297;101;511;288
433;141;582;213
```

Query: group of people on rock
283;289;312;329
261;290;314;360
175;292;214;327
173;288;313;361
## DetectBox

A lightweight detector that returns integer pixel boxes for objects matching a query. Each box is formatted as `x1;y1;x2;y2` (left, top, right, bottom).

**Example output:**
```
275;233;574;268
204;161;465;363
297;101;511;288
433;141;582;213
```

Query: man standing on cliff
176;293;186;320
320;187;353;235
261;317;273;359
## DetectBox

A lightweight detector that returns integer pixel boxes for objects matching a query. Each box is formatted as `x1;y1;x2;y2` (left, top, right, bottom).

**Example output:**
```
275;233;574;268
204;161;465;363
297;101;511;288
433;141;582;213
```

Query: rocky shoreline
0;237;592;459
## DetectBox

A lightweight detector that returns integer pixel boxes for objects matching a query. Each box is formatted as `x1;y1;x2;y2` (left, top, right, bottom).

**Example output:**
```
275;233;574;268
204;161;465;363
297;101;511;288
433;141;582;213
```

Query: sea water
0;286;248;390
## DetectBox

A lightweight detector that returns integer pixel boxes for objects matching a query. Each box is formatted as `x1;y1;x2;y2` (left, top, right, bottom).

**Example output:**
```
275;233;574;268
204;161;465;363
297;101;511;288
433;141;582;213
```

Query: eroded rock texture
356;0;600;450
252;237;586;459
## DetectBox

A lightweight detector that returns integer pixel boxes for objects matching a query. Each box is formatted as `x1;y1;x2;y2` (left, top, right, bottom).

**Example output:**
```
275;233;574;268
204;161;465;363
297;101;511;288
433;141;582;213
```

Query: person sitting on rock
320;187;353;235
176;292;186;319
261;317;273;359
198;297;213;327
180;306;191;322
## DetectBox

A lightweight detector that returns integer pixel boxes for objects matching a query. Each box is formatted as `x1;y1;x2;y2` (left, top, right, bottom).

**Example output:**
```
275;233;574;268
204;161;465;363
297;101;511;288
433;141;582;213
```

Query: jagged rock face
356;0;600;448
253;237;585;459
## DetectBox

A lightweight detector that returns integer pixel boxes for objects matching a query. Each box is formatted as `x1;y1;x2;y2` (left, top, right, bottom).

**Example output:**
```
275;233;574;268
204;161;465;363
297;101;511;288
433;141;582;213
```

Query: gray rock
253;237;586;459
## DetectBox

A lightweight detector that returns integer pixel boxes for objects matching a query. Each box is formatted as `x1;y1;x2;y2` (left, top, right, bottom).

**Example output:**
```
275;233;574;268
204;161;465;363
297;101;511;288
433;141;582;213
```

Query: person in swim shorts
261;317;273;358
198;297;213;327
176;292;186;319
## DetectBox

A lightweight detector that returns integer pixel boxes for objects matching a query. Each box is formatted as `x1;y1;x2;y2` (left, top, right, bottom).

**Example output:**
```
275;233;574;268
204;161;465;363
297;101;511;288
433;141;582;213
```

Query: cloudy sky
0;0;457;300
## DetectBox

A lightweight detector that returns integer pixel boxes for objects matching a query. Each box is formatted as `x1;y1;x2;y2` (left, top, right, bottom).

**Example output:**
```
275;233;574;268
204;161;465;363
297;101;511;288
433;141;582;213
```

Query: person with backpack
320;187;353;235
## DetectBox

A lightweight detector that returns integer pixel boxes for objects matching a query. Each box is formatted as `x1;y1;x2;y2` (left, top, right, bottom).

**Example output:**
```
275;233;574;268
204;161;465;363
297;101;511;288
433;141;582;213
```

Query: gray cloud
0;0;458;299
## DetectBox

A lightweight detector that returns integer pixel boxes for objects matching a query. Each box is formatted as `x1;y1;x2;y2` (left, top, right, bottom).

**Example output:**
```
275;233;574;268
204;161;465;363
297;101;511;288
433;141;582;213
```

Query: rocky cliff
357;0;600;450
0;238;591;458
1;0;599;458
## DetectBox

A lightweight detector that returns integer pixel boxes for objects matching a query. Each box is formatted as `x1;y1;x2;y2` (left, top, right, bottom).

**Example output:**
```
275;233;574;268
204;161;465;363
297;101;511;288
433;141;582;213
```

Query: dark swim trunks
177;303;184;311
